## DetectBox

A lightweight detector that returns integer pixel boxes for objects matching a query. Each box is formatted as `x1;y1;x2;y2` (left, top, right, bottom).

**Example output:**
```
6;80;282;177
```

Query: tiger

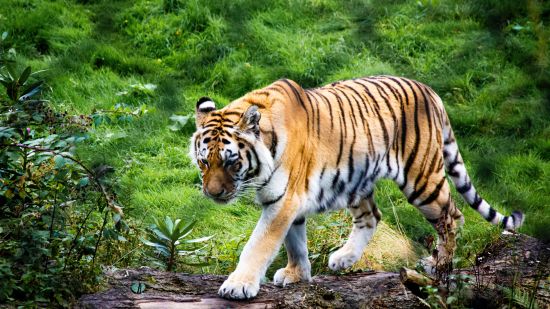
190;76;524;300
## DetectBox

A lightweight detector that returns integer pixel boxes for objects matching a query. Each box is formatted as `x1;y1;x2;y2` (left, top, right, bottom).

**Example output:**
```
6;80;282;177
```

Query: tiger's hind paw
328;248;360;271
419;256;437;276
273;265;311;287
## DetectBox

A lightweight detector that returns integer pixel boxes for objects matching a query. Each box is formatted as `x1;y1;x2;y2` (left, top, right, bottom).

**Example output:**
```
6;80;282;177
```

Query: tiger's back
261;76;449;215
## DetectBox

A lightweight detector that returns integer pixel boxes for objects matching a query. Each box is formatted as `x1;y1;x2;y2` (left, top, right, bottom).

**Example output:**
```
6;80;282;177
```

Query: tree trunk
78;233;549;308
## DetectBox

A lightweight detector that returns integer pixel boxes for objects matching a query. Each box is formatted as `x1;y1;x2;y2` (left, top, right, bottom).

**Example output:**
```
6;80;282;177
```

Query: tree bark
78;233;549;308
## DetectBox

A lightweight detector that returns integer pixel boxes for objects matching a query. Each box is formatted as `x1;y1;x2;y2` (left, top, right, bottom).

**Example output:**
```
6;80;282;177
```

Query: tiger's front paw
218;275;260;300
273;263;311;287
328;247;360;271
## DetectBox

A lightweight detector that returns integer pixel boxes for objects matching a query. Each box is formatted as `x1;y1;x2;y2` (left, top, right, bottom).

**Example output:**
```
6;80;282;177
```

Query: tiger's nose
205;187;225;198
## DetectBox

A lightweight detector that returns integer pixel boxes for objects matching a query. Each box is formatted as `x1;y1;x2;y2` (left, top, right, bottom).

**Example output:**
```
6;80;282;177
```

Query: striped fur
190;76;524;299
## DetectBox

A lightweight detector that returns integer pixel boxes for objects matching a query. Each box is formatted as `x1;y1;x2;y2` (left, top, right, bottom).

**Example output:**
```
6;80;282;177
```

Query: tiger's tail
442;121;524;231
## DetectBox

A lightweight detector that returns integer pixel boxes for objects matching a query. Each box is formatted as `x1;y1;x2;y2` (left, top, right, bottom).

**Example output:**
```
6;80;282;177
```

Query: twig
92;210;109;266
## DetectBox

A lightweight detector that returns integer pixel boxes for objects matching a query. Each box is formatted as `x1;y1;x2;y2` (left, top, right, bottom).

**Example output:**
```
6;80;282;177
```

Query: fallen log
78;233;549;308
400;267;434;298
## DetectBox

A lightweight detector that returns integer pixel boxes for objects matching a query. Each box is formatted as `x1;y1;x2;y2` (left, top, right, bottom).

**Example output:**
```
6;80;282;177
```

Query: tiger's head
190;97;274;204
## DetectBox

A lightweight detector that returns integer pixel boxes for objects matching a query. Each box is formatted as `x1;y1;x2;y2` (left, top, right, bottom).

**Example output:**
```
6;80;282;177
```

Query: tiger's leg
407;180;464;274
328;196;382;271
218;197;298;299
273;217;312;286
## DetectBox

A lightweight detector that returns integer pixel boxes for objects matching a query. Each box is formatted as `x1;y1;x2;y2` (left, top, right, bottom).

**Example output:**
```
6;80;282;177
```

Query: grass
1;0;549;276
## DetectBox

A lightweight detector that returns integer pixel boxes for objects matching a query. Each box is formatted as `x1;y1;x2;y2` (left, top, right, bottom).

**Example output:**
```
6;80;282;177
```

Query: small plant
503;286;540;309
420;285;446;309
141;216;212;271
91;103;148;127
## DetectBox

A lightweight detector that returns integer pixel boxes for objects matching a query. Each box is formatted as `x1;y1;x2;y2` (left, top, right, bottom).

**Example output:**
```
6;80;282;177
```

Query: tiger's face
190;97;273;204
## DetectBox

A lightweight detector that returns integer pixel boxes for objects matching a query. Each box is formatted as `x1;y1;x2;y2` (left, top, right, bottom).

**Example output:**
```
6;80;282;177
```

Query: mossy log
78;234;549;308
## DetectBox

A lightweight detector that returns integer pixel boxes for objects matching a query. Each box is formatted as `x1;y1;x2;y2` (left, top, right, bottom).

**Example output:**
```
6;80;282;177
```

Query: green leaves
19;81;44;101
91;103;148;127
54;155;66;169
141;216;213;271
168;114;194;132
0;65;42;102
0;47;130;307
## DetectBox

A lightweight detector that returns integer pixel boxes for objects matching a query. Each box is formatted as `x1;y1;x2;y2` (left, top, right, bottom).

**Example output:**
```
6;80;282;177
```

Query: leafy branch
0;143;123;215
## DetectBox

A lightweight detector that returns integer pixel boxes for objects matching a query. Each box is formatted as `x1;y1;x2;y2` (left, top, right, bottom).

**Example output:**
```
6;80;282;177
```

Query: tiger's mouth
213;196;232;204
207;191;237;204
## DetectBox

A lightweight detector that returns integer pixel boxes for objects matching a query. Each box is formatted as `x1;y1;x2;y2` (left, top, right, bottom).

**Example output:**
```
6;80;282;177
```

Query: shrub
0;34;128;306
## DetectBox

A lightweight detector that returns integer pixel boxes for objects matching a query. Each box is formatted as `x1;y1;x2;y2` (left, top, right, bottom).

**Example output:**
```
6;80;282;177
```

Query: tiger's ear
239;105;261;136
196;97;216;127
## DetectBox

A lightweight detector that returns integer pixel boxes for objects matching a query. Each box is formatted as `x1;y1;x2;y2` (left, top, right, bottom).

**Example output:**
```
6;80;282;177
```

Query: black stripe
387;77;410;105
319;166;326;180
410;150;439;194
305;91;317;139
309;91;321;138
355;80;390;150
427;218;439;224
501;216;509;229
203;123;220;128
387;77;410;163
270;129;278;158
334;87;359;128
336;113;345;165
280;79;311;134
341;84;367;127
222;111;243;117
198;107;215;113
328;89;348;139
263;190;286;207
354;211;368;221
332;170;340;187
471;194;482;210
348;138;355;182
419;177;446;206
414;82;435;184
401;79;421;182
457;182;472;194
335;180;345;195
486;208;497;222
317;189;324;203
314;90;334;131
407;182;428;204
373;80;402;175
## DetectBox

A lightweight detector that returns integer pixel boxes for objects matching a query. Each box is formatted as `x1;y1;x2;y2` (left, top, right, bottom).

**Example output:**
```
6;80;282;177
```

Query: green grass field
2;0;549;277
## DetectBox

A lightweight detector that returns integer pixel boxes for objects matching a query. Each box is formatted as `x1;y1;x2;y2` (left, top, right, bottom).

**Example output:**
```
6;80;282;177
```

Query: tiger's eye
200;158;209;167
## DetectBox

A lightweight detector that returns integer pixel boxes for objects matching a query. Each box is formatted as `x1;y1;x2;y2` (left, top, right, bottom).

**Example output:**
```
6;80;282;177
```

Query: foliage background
0;0;549;304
